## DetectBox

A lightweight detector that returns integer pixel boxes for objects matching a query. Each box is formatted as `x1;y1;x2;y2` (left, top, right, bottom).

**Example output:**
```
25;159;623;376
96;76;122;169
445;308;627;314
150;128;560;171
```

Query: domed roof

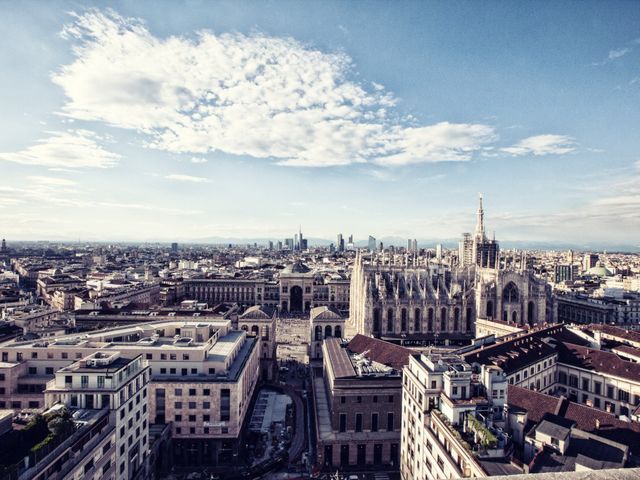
282;261;311;274
587;263;613;277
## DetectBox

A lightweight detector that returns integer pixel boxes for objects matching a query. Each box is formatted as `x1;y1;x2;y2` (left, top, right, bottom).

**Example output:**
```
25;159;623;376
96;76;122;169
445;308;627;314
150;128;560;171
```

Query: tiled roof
588;324;640;345
508;385;640;455
556;342;640;383
347;334;413;371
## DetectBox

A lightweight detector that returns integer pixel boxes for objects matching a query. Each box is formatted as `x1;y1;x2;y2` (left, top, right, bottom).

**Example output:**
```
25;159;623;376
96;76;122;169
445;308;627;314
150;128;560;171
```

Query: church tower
471;194;499;269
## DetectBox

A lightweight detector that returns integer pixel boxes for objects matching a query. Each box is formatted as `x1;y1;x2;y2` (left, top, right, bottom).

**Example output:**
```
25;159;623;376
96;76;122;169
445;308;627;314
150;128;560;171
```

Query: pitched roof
557;342;640;382
347;334;413;371
508;385;640;455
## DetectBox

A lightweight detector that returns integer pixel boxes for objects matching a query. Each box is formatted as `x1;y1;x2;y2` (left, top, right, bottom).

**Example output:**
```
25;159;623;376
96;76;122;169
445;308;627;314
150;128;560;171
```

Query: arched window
251;325;259;336
512;311;518;324
503;310;508;322
503;282;519;303
414;308;421;332
440;308;447;331
401;308;407;332
315;325;322;341
527;301;535;326
373;308;381;333
325;325;332;338
387;308;394;332
241;325;248;331
486;301;494;318
335;325;342;338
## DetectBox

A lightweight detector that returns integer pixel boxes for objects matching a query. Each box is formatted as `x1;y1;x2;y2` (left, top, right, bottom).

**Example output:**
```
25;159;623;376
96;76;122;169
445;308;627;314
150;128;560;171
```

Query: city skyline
1;2;639;246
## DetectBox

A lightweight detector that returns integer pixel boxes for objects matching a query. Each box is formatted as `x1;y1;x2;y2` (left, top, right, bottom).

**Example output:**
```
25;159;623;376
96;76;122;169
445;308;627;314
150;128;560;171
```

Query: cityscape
1;2;640;480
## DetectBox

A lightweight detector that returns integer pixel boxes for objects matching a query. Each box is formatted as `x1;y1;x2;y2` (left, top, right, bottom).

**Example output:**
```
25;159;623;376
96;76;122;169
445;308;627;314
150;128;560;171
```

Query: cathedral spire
475;193;485;240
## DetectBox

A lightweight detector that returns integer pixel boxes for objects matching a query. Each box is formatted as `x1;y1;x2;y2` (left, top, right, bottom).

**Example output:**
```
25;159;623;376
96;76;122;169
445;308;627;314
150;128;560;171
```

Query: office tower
583;253;599;271
368;235;376;252
337;234;344;252
171;242;178;253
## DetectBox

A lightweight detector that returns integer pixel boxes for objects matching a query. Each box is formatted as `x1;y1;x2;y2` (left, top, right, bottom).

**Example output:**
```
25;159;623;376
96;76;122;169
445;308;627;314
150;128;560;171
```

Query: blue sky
0;1;639;246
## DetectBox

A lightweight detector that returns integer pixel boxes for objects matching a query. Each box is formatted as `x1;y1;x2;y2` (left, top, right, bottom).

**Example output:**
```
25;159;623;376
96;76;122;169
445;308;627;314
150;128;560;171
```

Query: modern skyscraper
337;233;344;252
368;235;376;251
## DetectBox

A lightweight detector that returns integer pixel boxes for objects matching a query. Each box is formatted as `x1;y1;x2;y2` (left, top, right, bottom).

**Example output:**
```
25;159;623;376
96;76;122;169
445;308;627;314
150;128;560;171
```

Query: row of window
338;412;395;432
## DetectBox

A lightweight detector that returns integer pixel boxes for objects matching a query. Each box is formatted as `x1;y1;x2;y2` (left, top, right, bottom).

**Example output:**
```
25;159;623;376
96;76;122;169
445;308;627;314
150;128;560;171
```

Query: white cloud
190;157;208;164
164;174;210;183
502;134;576;156
0;130;119;168
608;47;631;60
51;9;498;168
27;176;77;186
374;122;497;166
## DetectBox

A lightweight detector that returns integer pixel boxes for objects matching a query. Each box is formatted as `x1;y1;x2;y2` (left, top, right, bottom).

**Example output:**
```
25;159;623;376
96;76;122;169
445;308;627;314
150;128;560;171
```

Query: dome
281;261;311;274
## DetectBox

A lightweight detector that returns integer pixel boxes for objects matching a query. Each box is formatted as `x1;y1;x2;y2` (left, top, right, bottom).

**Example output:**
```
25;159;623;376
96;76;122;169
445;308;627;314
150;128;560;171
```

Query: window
373;396;378;403
355;413;362;432
175;414;182;421
340;396;345;404
582;378;590;391
220;389;231;421
45;367;54;375
175;402;182;409
387;412;394;430
607;385;615;399
203;389;210;396
175;388;182;396
189;388;196;396
189;402;196;409
357;396;362;403
388;395;394;403
203;401;210;409
189;415;196;422
619;389;630;403
558;372;567;385
28;367;37;375
594;381;602;395
372;413;378;432
339;414;346;432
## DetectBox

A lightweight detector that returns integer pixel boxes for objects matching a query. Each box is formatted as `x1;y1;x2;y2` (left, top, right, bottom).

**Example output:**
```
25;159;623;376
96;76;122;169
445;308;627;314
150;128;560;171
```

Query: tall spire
475;193;485;240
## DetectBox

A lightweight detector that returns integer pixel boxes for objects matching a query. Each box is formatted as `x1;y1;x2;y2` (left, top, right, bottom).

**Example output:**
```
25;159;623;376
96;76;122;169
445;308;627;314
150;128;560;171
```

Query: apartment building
400;352;512;480
44;351;149;479
0;319;260;467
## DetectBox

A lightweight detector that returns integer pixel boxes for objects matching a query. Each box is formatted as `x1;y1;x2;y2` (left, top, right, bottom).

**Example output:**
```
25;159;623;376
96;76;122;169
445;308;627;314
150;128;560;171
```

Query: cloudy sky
0;1;639;246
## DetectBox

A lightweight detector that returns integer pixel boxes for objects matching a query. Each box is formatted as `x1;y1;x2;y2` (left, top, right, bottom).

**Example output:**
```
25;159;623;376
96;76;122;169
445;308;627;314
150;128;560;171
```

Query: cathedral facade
348;196;553;345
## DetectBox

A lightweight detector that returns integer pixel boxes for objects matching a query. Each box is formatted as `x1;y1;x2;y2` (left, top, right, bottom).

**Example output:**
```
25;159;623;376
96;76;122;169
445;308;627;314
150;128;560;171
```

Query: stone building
238;305;277;380
313;335;411;470
348;197;553;345
309;306;345;361
183;261;349;315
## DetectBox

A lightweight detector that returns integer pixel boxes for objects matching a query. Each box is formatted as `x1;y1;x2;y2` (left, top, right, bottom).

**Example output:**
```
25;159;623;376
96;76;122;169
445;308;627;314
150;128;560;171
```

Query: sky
0;1;639;247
